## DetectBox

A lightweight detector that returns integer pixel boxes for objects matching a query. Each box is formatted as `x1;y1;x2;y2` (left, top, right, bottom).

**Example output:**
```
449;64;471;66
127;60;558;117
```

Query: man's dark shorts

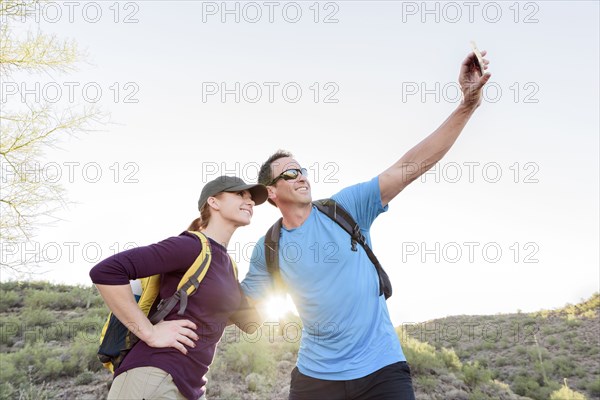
288;361;416;400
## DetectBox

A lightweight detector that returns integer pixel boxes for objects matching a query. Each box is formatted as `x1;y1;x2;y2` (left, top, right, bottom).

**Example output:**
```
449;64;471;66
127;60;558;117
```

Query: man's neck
281;202;312;229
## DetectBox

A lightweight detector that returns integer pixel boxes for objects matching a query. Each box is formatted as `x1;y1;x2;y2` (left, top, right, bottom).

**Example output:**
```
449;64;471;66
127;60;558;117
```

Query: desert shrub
0;356;21;386
462;361;491;388
415;375;436;393
515;345;527;355
0;290;21;312
0;314;22;346
553;355;577;376
587;378;600;396
24;290;69;310
245;372;266;392
580;309;596;319
64;313;106;342
512;375;540;396
469;389;493;400
0;381;18;399
495;356;508;367
65;332;104;374
21;308;55;327
223;336;276;377
440;347;462;372
2;341;64;384
21;284;101;310
14;381;55;400
75;370;95;385
400;335;443;374
549;383;587;400
565;317;582;328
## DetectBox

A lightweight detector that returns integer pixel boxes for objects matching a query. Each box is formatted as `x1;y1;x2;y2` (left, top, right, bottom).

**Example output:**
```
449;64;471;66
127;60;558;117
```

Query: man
241;51;491;399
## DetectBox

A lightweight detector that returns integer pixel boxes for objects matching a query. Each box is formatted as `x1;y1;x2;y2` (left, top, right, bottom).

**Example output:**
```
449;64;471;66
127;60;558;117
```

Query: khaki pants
108;366;205;400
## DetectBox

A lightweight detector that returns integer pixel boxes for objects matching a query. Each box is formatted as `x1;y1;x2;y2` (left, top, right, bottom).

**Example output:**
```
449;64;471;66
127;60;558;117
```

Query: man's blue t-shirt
241;177;405;380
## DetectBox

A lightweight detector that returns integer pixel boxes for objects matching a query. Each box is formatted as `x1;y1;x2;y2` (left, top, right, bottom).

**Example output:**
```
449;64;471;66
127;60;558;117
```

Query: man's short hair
258;150;293;206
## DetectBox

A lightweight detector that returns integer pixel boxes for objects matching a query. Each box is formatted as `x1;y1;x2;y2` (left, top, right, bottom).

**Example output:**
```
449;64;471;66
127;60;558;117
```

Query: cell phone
470;41;485;75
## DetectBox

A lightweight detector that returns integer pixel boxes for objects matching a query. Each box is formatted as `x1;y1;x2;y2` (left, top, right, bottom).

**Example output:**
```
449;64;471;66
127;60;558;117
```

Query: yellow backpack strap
148;231;212;324
138;275;161;315
229;256;238;280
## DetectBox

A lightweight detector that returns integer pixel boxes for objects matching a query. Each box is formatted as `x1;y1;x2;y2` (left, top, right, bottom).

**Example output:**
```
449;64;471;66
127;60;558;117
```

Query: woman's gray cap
198;176;268;210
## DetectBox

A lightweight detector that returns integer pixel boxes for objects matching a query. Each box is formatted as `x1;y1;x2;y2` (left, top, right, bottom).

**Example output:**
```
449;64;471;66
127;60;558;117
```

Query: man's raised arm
379;50;491;207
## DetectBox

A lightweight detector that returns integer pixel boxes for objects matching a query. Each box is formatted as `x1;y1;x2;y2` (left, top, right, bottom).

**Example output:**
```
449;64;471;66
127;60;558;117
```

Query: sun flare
261;294;298;321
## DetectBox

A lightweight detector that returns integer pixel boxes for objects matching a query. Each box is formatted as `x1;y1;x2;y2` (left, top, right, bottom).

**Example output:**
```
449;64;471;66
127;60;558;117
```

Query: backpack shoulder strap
313;198;364;251
313;198;393;299
264;218;285;292
229;256;238;280
148;231;212;323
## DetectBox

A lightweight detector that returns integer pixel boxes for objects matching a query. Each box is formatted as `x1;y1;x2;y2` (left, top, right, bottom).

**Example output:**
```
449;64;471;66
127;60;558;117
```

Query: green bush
0;381;18;400
440;347;462;372
0;290;21;312
400;335;443;374
24;286;97;310
512;375;540;397
495;356;508;367
1;341;64;384
462;361;492;388
586;377;600;396
469;389;493;400
515;345;527;355
65;332;104;374
0;314;22;346
13;381;55;400
22;309;55;327
223;336;276;377
553;356;577;377
75;370;95;385
415;375;436;393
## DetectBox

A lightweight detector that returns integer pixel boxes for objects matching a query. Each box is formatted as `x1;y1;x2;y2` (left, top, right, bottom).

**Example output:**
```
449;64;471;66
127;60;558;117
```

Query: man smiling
241;50;491;399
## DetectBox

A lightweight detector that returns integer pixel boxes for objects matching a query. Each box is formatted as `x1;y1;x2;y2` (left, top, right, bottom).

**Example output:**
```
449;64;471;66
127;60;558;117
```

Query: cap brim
224;184;268;206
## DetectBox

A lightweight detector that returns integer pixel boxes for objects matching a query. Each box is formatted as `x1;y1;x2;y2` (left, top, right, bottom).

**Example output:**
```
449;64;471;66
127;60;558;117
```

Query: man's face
268;157;312;207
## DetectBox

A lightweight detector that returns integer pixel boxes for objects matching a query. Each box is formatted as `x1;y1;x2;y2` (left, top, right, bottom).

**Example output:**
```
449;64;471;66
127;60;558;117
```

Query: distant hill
0;281;596;399
403;294;600;400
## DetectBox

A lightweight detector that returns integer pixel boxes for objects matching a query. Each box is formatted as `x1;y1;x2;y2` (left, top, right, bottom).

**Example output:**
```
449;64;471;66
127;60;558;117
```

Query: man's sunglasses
268;168;307;186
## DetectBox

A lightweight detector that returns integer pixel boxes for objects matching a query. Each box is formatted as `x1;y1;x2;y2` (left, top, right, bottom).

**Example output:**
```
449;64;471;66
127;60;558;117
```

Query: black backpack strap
265;218;285;292
313;199;393;299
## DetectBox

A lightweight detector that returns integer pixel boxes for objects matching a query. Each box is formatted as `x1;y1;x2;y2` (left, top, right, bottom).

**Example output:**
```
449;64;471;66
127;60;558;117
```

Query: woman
90;175;268;400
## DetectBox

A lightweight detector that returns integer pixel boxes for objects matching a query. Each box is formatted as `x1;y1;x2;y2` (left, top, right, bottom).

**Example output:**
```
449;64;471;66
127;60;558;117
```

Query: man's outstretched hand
460;50;491;109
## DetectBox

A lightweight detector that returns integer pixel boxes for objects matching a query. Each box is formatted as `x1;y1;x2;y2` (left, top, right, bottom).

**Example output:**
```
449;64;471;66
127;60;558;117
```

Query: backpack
97;230;237;373
264;199;393;299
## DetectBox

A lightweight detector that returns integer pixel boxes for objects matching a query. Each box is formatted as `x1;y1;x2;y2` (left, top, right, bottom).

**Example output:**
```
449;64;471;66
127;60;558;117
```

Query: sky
1;1;599;325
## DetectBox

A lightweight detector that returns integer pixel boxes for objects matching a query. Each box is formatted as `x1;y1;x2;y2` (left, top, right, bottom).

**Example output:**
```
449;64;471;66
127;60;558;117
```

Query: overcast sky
2;1;599;325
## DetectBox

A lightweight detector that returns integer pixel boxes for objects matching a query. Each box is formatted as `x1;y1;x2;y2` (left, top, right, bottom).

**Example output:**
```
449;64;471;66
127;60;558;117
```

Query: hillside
0;281;596;399
405;294;600;400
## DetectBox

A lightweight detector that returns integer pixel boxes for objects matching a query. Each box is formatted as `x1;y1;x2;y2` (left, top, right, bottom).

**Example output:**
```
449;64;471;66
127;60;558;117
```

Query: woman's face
214;190;256;227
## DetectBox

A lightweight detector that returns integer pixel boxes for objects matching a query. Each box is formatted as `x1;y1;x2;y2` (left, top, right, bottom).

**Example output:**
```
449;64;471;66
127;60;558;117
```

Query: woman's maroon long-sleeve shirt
90;231;241;400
